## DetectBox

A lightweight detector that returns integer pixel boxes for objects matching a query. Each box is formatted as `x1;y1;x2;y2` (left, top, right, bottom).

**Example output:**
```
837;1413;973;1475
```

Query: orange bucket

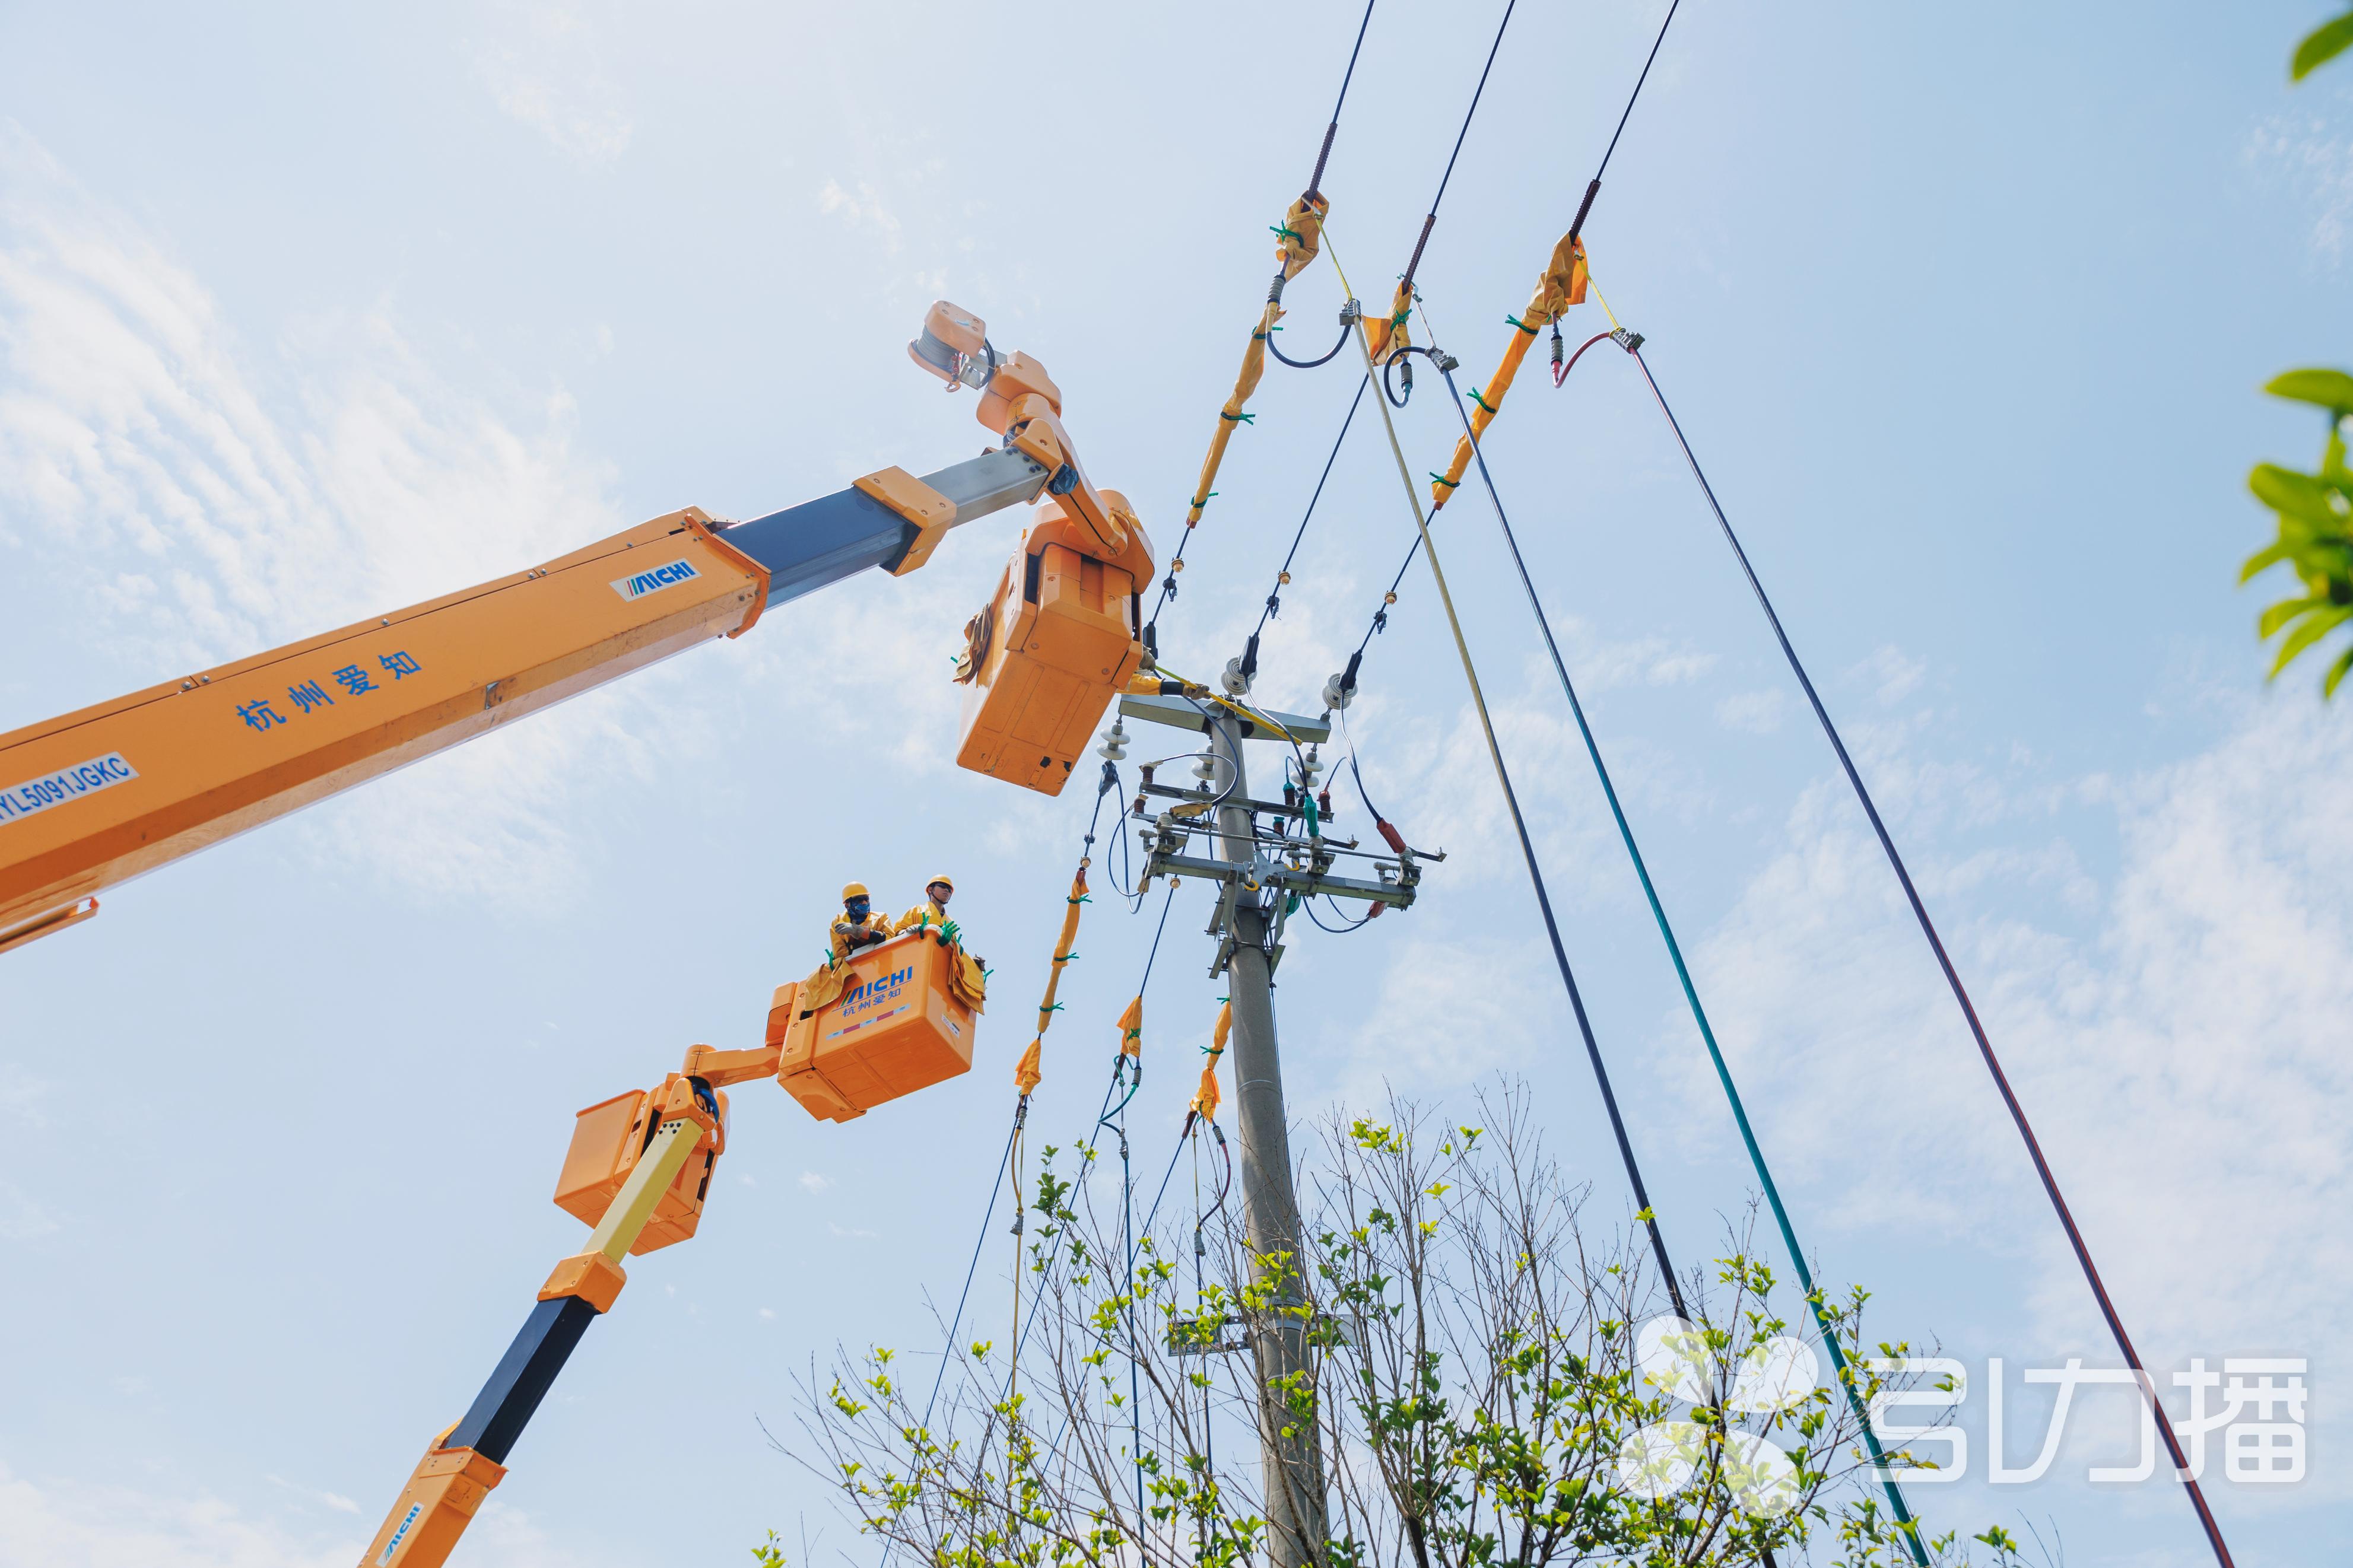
550;1079;724;1253
771;930;977;1122
954;496;1152;796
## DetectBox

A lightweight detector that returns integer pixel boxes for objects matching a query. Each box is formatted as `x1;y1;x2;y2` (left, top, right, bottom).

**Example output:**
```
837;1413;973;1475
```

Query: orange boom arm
0;303;1090;955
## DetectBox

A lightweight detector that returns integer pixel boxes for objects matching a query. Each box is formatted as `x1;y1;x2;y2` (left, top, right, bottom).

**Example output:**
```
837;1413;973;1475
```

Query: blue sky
3;2;2351;1564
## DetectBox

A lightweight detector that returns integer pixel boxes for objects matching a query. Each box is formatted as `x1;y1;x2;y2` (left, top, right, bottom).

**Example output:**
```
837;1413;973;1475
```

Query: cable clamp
1337;298;1362;326
1434;351;1459;373
1609;327;1645;352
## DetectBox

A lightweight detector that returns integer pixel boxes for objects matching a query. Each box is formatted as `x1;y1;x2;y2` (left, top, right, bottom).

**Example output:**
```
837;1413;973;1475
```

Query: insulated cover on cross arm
776;930;979;1122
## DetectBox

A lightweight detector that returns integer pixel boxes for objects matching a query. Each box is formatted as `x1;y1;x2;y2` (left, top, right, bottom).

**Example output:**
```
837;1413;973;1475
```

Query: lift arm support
360;1077;717;1568
0;447;1046;949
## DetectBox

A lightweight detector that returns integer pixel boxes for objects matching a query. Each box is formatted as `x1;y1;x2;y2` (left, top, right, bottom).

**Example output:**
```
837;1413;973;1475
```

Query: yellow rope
1322;225;1357;302
1148;662;1301;746
1589;273;1624;333
1349;318;1524;857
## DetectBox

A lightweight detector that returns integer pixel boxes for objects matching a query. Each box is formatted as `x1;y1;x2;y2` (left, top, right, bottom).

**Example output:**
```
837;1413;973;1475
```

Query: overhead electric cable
1434;363;1930;1562
1398;0;1515;298
1255;377;1367;641
1354;0;1519;413
1231;376;1371;683
1630;346;2239;1568
1307;0;1378;201
1565;0;1680;243
1349;327;1690;1318
1148;0;1381;646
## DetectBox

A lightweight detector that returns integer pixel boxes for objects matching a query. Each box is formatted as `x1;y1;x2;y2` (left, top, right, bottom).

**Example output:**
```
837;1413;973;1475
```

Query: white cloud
1327;931;1548;1106
0;1462;578;1568
817;178;904;254
2249;108;2353;265
1715;688;1786;734
262;1476;359;1516
1850;644;1927;706
1671;691;2353;1493
0;128;621;669
799;1170;833;1193
0;1461;354;1568
472;2;635;163
0;1066;50;1127
0;1182;59;1241
0;125;692;912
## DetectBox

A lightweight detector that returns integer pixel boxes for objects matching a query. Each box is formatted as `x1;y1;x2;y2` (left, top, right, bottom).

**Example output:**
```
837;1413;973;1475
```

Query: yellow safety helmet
927;873;955;893
842;882;870;901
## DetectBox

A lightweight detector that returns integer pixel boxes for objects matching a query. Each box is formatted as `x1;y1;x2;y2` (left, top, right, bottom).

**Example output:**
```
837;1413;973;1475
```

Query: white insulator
1097;717;1128;762
1322;672;1354;711
1221;656;1252;697
1300;744;1325;787
1192;754;1219;783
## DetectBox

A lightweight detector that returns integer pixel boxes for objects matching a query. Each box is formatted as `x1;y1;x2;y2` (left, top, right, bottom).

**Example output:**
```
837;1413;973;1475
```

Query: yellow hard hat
842;882;869;901
927;873;955;892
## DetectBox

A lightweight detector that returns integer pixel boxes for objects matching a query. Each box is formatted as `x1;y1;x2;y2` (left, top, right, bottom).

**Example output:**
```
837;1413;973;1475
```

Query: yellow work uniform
896;898;951;935
828;912;894;962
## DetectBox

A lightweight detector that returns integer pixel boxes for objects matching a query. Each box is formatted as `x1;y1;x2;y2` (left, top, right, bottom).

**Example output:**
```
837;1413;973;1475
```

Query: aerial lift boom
0;303;1119;953
2;302;1150;1567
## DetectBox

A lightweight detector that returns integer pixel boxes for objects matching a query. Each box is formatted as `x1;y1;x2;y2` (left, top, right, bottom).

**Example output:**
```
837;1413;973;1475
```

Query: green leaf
2258;594;2323;638
2241;540;2294;583
2263;367;2353;415
2248;462;2352;528
2292;10;2353;79
2268;604;2352;678
2327;645;2353;698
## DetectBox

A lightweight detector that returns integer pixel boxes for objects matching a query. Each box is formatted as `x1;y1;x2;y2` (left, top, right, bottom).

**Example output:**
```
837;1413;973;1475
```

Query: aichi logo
378;1501;424;1563
842;966;912;1014
609;558;701;601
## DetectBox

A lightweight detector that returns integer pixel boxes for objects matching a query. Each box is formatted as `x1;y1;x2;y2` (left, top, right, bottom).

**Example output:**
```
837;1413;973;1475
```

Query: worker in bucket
829;882;894;960
898;873;961;946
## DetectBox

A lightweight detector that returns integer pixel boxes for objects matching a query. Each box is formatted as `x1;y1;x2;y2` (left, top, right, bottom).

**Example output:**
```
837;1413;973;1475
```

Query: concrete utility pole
1206;709;1329;1568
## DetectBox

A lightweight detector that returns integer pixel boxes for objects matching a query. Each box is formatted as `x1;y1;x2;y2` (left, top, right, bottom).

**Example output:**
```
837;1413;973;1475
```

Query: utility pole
1206;708;1328;1568
1120;685;1429;1568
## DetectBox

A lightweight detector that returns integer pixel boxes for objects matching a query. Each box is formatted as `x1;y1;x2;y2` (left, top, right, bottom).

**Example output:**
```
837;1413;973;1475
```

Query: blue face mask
846;898;871;920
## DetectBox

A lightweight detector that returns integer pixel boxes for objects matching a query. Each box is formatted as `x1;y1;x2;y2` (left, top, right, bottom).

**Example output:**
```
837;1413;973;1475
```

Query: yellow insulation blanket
1183;195;1330;529
1428;233;1589;512
1015;866;1089;1094
1192;999;1233;1122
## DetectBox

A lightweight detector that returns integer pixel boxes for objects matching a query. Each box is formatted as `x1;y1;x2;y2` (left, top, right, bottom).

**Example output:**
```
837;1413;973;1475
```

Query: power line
1631;345;2239;1568
1566;0;1680;243
1398;0;1517;295
1433;358;1930;1564
1304;0;1379;199
1352;330;1691;1321
1234;376;1370;683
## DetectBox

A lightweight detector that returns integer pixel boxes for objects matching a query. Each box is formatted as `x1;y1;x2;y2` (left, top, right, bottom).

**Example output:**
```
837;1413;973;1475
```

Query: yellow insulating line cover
1428;233;1589;514
1191;1000;1233;1122
1117;994;1143;1060
1015;865;1090;1095
1183;195;1329;530
1363;277;1417;368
